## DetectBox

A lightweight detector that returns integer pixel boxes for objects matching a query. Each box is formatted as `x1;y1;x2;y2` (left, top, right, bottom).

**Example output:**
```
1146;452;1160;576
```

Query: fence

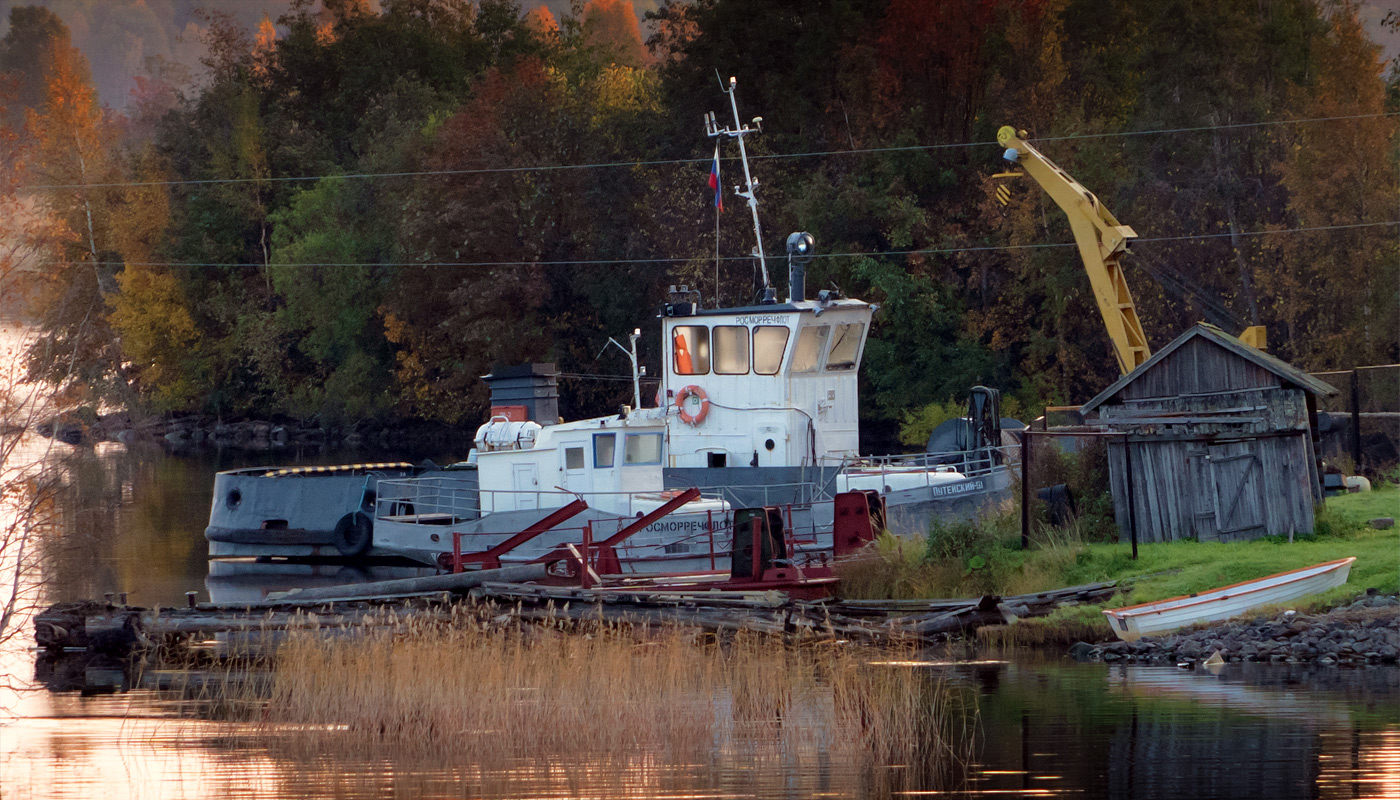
1308;364;1399;474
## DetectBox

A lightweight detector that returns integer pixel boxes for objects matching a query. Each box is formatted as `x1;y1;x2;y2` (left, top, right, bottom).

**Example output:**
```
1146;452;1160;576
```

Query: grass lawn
837;485;1399;644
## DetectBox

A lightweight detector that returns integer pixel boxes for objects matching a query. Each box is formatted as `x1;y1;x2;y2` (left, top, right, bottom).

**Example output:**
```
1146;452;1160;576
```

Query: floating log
263;562;549;603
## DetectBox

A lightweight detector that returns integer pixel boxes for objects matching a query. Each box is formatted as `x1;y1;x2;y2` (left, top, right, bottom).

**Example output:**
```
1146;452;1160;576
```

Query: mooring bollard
119;592;128;606
104;592;114;606
186;591;197;609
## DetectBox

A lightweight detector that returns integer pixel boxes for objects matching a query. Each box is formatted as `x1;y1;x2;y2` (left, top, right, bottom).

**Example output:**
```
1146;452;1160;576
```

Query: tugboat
205;79;1016;569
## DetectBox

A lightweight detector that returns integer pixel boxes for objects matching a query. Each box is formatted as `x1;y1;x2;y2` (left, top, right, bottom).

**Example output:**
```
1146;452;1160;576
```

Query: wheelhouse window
825;323;864;371
623;433;663;465
593;433;616;468
672;326;710;375
564;446;585;471
752;326;789;375
791;324;830;373
713;325;749;375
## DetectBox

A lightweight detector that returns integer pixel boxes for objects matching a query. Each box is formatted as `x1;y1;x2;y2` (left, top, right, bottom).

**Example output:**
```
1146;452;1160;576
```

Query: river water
1;437;1398;799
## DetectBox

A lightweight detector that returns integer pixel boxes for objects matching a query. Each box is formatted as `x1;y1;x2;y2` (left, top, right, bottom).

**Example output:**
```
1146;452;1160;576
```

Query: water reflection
0;440;1397;799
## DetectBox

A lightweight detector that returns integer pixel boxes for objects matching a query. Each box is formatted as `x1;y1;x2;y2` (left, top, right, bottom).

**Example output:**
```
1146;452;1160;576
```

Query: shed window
624;433;663;465
713;326;749;374
564;447;585;471
791;325;830;373
825;323;864;371
672;326;710;375
593;433;616;468
753;326;789;375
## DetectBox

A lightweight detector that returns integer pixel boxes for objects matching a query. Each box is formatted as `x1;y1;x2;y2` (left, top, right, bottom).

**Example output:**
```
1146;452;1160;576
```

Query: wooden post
1020;430;1032;550
1350;369;1363;472
1123;435;1138;560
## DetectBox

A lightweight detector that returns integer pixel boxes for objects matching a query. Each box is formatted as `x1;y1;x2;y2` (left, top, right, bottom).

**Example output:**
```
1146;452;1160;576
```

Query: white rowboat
1103;557;1356;641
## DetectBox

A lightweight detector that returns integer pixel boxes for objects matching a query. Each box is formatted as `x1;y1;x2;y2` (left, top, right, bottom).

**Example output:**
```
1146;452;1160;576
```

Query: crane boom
996;126;1150;374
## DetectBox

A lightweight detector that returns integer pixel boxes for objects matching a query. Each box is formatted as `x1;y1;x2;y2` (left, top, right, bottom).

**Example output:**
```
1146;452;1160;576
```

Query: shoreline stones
1074;594;1400;666
28;410;478;454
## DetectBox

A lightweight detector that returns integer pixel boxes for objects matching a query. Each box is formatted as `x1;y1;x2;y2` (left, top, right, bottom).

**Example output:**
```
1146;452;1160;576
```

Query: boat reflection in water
204;558;439;606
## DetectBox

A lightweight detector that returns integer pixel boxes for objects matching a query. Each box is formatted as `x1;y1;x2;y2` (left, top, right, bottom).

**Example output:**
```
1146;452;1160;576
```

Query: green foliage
897;398;965;448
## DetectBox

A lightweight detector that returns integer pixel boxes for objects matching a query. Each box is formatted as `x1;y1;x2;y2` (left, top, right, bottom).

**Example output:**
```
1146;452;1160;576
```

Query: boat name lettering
736;315;787;326
928;478;985;498
642;518;709;534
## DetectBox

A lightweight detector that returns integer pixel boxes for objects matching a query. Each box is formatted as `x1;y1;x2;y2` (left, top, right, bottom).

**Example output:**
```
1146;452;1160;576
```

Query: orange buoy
675;384;710;425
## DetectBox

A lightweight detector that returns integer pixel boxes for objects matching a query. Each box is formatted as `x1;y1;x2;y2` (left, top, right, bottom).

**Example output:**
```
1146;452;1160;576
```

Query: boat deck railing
373;476;728;524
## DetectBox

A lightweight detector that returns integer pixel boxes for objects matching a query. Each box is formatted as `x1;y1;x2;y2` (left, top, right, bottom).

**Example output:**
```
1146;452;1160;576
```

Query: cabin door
1208;442;1267;539
513;463;539;510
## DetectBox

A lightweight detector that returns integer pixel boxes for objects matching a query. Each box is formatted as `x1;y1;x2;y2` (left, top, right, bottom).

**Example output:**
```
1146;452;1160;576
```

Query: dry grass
172;602;977;784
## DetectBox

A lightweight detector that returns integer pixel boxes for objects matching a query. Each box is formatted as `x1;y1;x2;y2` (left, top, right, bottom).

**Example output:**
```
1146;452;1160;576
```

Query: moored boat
1103;557;1357;641
204;80;1019;570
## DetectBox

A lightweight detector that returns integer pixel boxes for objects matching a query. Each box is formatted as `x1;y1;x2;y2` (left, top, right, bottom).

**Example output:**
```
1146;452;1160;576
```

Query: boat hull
1103;557;1356;641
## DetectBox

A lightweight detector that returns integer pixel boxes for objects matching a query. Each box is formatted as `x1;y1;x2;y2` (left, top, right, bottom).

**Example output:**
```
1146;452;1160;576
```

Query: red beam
595;488;702;549
457;499;589;570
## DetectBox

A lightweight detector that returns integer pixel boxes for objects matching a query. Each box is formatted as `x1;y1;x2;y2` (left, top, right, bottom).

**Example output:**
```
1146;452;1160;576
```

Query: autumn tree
1264;1;1399;367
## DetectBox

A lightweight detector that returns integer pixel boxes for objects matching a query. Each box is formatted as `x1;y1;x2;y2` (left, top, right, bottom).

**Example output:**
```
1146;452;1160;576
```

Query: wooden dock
33;576;1120;694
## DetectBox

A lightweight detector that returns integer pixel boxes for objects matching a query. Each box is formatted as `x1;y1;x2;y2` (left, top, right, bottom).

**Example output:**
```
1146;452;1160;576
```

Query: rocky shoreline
1074;593;1400;666
31;410;478;454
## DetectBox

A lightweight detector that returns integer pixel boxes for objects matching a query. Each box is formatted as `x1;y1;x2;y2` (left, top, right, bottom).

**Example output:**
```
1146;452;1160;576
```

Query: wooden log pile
32;579;1121;694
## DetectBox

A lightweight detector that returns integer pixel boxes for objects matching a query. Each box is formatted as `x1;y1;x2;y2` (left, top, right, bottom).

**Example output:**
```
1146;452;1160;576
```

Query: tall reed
194;602;975;785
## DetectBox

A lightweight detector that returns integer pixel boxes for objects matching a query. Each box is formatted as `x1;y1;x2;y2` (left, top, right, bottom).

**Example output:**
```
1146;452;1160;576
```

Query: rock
55;423;84;445
115;429;137;445
164;430;188;443
1369;517;1395;530
1318;655;1336;666
1068;642;1096;661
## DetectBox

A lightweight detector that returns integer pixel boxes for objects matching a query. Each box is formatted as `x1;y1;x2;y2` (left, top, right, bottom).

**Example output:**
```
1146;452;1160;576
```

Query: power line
63;220;1398;269
24;112;1396;192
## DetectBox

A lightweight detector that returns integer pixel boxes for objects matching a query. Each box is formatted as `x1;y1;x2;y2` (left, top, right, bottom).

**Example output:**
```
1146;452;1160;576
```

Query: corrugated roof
1080;323;1338;415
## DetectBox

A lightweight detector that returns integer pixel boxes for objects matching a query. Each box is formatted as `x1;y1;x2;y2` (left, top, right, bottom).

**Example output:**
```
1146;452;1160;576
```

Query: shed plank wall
1108;433;1316;542
1121;338;1280;400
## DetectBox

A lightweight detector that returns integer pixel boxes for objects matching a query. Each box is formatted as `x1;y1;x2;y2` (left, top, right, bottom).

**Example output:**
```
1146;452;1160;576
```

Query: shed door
1209;442;1266;537
1186;445;1219;541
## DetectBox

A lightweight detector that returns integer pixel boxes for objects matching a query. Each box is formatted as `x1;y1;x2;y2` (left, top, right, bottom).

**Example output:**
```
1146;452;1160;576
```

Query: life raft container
675;385;710;425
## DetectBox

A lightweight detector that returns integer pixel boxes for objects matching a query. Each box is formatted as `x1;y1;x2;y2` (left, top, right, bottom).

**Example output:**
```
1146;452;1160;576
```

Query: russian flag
708;144;723;212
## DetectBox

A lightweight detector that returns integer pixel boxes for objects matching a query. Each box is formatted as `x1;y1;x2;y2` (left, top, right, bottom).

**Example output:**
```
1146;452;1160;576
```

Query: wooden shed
1080;324;1338;543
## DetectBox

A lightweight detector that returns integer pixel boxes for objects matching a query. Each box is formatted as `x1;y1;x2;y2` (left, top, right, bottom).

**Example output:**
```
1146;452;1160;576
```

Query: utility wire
64;220;1398;269
24;112;1396;192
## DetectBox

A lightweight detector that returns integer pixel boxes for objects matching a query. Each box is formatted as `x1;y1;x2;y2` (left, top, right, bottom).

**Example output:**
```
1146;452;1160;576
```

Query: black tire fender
332;511;373;557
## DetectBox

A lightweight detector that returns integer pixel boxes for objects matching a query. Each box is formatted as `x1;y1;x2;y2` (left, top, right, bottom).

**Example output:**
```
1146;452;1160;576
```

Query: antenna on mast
705;76;774;304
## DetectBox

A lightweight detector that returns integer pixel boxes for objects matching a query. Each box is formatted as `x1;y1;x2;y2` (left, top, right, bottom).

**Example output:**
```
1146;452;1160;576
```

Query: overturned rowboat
1103;557;1356;641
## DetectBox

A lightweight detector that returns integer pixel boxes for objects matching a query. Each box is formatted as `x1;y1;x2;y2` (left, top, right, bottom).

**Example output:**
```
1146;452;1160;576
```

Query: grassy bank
837;486;1399;645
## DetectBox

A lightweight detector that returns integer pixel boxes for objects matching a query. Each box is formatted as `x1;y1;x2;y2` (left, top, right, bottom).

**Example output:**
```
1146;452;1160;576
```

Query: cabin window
791;324;830;373
593;433;616;468
825;323;864;371
623;433;663;465
564;446;585;471
713;325;750;374
752;326;789;375
672;326;710;375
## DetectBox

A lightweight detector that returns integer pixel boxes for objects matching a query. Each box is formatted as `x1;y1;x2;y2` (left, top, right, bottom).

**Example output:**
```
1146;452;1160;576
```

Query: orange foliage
582;0;647;68
523;6;559;36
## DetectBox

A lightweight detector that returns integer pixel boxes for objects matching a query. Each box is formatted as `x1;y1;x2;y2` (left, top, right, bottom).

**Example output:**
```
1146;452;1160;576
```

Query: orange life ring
675;385;710;425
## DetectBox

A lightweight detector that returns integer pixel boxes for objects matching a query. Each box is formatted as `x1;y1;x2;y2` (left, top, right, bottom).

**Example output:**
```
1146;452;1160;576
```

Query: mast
705;77;773;302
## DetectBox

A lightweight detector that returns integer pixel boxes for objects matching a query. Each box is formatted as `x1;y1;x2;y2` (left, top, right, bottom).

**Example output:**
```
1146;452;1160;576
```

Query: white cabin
472;296;872;512
659;297;871;469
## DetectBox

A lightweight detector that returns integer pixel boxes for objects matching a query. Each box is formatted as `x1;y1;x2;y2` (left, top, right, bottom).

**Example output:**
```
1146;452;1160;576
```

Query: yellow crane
993;126;1266;375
